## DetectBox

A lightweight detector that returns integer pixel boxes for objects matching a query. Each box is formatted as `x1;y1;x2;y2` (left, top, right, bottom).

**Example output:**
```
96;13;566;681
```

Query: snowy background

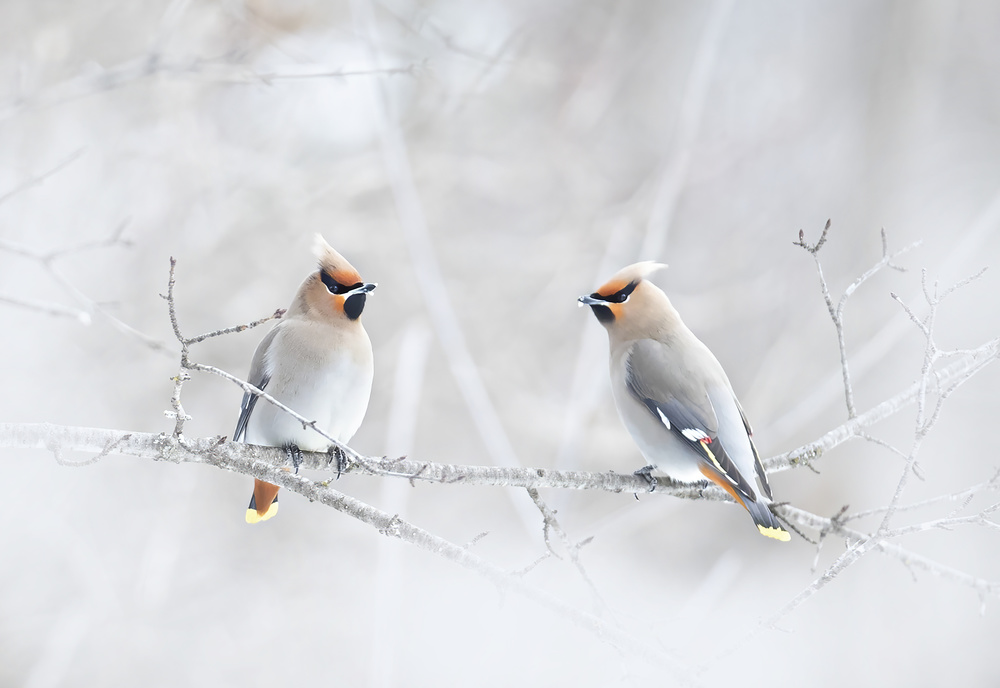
2;1;999;686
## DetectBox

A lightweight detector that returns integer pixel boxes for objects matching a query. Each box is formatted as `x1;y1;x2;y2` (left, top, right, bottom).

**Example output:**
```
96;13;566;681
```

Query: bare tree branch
723;232;1000;646
0;53;419;121
766;337;1000;473
769;192;1000;447
843;469;1000;523
526;487;608;617
776;504;1000;597
0;222;167;352
877;267;991;533
8;234;1000;652
0;421;691;677
794;221;920;418
4;419;998;625
161;257;283;437
0;294;91;323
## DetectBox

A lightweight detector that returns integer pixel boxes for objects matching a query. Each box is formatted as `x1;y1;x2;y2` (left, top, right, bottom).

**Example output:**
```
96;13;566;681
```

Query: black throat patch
344;293;366;320
589;303;614;324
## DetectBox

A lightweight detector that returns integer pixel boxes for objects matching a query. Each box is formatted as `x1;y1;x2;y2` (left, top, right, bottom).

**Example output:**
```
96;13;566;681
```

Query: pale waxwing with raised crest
234;235;376;524
579;262;790;541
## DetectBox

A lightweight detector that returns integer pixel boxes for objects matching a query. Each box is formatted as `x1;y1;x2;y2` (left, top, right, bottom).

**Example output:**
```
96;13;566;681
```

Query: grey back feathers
582;262;790;540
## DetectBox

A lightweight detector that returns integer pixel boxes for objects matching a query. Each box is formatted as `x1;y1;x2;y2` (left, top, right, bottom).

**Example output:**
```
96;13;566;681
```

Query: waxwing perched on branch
234;235;376;523
579;262;789;541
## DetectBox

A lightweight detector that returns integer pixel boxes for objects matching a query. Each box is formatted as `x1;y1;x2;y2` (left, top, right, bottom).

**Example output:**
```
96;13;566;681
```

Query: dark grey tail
744;499;790;542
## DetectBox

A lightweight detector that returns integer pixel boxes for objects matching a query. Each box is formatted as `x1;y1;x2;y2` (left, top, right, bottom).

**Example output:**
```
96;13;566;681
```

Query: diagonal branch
794;221;920;418
0;421;691;677
766;337;1000;473
776;504;1000;598
5;421;997;619
0;294;91;323
0;222;167;352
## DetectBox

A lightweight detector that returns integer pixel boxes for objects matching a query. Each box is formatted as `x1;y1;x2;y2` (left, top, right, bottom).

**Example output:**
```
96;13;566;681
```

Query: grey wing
624;338;718;433
233;327;278;442
624;339;758;503
733;395;772;499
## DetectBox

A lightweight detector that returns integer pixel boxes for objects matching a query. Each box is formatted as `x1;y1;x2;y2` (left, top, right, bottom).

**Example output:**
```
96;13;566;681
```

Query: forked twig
795;221;920;418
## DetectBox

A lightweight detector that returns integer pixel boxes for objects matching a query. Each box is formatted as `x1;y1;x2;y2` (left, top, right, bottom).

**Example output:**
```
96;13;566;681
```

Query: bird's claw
633;465;658;493
327;445;346;479
285;444;303;474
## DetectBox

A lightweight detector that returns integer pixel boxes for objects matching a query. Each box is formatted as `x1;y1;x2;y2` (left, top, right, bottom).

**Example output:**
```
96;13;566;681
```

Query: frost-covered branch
766;336;1000;473
775;504;1000;600
0;421;690;677
795;221;920;418
4;420;998;623
754;228;1000;634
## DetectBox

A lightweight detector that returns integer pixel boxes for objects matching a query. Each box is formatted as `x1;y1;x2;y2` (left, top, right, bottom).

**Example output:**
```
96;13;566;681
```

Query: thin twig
255;65;419;83
795;220;920;418
185;309;285;346
161;257;284;438
768;191;1000;447
0;53;419;121
0;222;168;352
857;431;924;479
843;472;1000;523
776;504;1000;596
526;488;611;618
0;294;91;323
879;267;991;533
767;337;1000;472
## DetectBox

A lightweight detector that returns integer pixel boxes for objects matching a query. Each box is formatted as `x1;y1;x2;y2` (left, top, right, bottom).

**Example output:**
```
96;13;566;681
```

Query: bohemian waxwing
579;262;789;541
234;235;376;523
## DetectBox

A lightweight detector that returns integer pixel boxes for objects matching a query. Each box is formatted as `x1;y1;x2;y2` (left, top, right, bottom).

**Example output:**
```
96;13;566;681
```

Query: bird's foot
327;444;346;479
633;465;658;493
284;444;303;474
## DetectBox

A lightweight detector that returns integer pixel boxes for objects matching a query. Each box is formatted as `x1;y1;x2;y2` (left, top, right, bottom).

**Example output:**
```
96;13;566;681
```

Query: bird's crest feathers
595;261;666;296
313;234;362;286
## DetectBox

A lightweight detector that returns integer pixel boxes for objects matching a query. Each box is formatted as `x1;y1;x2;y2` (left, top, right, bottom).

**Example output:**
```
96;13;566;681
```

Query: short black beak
350;282;377;295
577;294;603;308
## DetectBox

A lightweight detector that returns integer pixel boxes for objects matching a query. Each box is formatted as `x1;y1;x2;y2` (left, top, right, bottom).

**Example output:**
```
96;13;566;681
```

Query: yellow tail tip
758;524;791;542
245;502;279;524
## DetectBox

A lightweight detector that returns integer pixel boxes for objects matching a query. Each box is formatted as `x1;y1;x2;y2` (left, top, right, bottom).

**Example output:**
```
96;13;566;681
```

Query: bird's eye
598;280;639;304
320;271;362;295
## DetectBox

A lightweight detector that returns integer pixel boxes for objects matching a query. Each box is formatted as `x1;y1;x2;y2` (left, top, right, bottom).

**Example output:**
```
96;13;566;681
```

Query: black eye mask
320;270;362;295
593;280;638;304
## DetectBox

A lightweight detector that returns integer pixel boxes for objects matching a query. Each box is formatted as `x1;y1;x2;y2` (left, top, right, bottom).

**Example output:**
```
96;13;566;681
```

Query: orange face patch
325;266;362;287
604;301;624;319
595;278;631;298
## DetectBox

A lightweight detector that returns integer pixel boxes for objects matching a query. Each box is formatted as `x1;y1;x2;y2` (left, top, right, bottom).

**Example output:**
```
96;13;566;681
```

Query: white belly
245;323;373;451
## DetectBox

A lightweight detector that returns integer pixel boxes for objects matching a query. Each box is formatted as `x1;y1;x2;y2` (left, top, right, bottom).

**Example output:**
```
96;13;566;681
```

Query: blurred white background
1;0;999;686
